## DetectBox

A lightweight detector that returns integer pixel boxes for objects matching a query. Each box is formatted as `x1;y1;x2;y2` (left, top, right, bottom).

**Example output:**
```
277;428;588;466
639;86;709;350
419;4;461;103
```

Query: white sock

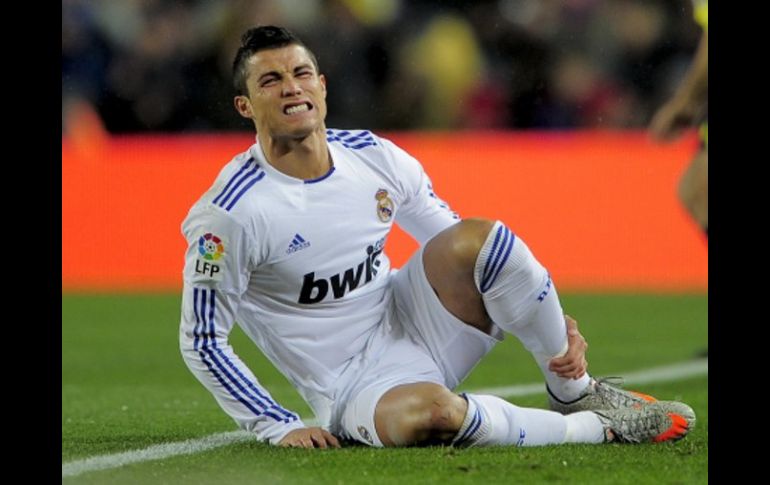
454;394;605;447
456;393;567;446
475;221;591;402
564;411;606;443
452;393;491;446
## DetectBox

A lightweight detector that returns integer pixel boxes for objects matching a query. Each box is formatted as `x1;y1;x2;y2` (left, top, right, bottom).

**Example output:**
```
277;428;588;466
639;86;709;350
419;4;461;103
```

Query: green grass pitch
63;292;707;484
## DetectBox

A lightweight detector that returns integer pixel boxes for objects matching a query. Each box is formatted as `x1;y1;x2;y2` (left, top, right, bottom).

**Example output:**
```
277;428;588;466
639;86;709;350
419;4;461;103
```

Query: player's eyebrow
293;63;313;73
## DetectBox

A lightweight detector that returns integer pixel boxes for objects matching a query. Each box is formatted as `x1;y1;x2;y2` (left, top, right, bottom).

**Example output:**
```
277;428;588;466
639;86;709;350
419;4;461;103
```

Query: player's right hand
278;427;341;449
548;314;588;379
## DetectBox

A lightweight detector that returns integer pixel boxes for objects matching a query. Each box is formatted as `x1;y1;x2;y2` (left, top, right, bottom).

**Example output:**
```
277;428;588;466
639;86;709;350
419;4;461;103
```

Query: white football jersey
179;129;459;444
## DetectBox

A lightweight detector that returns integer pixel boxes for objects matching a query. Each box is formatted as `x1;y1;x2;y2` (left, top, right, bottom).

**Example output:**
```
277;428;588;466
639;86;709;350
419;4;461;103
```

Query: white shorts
334;246;503;447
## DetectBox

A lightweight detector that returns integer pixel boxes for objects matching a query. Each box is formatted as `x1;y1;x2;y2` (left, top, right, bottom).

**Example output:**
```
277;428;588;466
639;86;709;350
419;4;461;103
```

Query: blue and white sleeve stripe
211;157;266;212
191;287;299;423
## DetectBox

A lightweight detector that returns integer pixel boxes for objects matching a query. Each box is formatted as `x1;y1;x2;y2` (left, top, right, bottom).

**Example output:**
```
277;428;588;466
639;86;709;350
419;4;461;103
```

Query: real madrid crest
375;188;394;222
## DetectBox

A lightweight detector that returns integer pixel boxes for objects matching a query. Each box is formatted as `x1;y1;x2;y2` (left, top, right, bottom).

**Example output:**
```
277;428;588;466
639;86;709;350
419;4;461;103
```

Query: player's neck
259;129;331;181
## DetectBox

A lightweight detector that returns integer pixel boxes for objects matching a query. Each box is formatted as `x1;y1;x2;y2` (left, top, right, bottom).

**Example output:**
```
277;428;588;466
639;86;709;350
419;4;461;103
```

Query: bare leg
374;382;467;446
422;218;495;334
373;382;596;447
678;149;708;231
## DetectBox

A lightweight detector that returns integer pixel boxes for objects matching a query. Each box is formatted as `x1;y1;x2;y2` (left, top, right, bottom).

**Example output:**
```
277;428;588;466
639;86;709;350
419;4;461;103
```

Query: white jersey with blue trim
179;129;459;444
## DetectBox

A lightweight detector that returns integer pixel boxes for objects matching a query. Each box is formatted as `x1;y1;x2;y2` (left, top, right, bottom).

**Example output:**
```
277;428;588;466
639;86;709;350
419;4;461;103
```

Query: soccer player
179;26;695;449
650;0;708;236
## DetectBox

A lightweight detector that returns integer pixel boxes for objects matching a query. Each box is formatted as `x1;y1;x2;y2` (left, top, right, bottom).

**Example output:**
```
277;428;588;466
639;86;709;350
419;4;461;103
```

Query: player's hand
278;427;341;449
649;99;695;142
548;314;588;379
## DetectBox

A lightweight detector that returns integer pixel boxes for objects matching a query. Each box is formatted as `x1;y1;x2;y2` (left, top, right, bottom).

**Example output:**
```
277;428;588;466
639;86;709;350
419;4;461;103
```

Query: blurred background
61;0;707;292
62;0;701;134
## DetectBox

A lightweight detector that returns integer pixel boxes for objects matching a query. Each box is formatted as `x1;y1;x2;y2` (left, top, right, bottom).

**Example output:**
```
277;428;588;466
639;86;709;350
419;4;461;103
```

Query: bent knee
375;383;468;446
430;218;496;268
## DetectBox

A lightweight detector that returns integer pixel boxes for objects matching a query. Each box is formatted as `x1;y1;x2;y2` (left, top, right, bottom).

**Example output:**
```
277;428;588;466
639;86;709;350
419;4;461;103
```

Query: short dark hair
232;26;319;96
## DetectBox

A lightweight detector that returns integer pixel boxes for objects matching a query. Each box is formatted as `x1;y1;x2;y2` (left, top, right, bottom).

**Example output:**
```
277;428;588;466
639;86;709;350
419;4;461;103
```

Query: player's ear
234;96;253;119
319;74;327;98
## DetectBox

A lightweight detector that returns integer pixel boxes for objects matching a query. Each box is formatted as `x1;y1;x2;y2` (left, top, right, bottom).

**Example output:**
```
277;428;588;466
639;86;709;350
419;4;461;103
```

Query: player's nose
281;78;302;97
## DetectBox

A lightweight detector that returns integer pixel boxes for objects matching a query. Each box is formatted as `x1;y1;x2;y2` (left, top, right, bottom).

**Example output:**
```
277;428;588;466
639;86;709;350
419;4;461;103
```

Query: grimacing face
235;44;327;140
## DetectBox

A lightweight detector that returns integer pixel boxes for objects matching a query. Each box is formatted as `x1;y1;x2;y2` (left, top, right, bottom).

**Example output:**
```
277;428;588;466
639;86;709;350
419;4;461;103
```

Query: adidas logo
286;233;311;254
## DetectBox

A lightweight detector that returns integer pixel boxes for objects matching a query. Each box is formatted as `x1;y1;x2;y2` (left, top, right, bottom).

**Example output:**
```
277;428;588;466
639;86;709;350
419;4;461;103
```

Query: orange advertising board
62;131;706;292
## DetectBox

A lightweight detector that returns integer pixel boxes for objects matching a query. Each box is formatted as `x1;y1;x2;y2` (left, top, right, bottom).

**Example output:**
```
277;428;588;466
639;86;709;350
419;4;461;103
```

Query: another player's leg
678;149;708;236
678;148;708;358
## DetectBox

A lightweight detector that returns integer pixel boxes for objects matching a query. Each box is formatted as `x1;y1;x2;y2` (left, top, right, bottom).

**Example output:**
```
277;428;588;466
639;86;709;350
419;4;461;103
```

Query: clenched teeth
285;103;310;115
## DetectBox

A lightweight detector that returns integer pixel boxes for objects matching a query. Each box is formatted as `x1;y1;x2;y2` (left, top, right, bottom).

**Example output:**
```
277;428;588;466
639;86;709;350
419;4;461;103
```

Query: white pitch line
62;358;707;478
62;430;255;478
469;358;708;397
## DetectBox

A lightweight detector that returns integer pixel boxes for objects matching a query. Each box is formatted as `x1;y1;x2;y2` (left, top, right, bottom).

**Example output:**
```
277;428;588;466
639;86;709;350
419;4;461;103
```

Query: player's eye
261;77;279;87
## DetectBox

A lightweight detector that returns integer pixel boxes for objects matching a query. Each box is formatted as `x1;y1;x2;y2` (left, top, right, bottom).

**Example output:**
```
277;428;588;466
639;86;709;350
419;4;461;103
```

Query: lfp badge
195;233;225;282
198;233;225;261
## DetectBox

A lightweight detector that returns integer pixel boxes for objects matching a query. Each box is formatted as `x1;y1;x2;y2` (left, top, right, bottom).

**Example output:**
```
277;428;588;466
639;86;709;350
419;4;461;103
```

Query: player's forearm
674;32;708;110
179;333;306;444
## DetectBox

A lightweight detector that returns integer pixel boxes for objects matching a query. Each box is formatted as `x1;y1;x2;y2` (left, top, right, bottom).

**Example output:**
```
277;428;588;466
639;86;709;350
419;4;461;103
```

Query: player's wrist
266;419;308;445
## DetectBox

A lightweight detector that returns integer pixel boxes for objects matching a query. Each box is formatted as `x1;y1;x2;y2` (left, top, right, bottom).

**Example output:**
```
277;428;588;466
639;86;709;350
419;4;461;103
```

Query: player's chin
283;123;323;140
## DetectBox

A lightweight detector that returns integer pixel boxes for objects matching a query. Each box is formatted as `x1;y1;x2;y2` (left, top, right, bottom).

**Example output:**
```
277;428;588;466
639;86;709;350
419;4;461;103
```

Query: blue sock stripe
481;227;512;289
456;407;480;444
456;408;482;445
480;226;503;285
225;171;266;211
482;232;515;293
213;158;254;205
481;228;512;292
483;228;510;283
456;412;478;444
463;409;483;442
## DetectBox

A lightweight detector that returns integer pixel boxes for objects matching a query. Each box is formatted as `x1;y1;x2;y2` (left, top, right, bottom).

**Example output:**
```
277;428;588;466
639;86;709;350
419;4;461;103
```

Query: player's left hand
548;314;588;379
278;427;341;449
